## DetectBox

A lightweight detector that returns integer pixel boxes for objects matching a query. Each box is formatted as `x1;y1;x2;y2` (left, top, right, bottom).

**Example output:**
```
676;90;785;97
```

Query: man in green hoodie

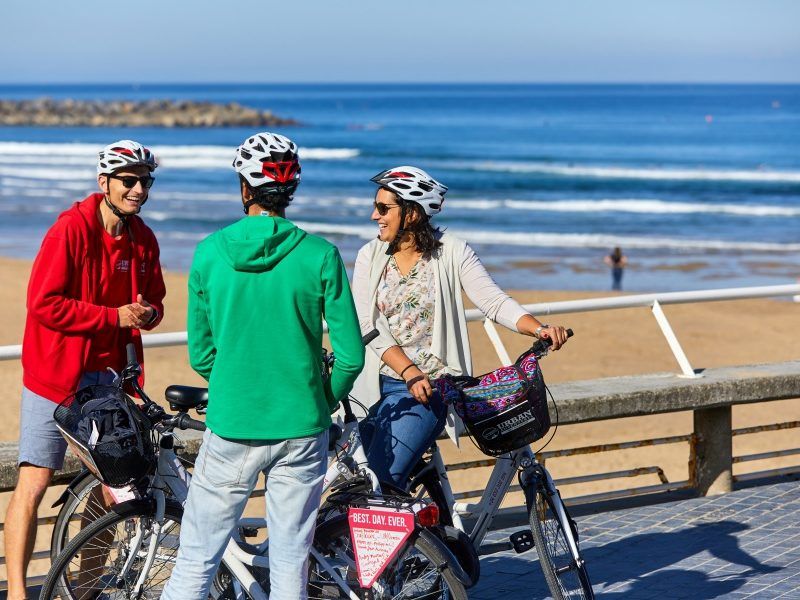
162;132;365;600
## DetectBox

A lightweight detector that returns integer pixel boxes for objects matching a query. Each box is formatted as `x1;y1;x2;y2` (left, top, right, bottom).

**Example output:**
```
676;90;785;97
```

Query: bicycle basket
436;351;550;456
53;384;155;486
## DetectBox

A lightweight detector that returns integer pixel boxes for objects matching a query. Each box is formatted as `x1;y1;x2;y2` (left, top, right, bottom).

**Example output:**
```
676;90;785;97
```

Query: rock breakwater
0;98;299;128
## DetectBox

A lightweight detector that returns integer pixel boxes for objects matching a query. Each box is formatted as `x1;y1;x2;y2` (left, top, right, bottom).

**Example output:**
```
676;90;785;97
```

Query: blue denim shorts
18;371;116;470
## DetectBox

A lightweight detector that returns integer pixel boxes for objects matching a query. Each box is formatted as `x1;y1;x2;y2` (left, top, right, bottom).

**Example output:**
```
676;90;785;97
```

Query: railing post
692;406;733;495
651;300;699;378
482;319;512;365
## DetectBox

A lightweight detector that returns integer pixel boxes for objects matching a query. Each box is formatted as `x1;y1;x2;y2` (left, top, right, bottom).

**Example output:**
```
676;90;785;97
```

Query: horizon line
1;81;800;87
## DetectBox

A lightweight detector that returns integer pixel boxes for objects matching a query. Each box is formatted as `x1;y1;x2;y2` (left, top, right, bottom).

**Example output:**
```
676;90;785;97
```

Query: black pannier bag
435;350;550;456
54;384;155;486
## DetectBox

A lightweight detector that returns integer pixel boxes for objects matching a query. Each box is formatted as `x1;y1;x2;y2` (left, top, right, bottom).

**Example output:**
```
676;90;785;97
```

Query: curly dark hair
403;201;443;257
240;175;293;214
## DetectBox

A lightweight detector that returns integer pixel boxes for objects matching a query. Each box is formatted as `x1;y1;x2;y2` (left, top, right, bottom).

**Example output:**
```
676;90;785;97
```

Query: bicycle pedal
510;529;535;553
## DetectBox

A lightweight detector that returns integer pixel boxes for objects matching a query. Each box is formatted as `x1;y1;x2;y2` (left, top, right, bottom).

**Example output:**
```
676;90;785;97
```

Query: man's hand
136;294;156;324
117;294;155;329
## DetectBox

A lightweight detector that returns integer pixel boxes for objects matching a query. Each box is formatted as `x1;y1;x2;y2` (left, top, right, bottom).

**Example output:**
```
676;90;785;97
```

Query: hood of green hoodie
215;216;306;272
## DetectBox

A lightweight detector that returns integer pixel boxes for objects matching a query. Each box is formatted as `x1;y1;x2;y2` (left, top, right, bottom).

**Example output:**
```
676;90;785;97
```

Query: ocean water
1;84;798;292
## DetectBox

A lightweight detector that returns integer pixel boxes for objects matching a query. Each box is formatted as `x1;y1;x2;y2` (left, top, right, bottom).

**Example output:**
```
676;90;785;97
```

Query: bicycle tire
50;470;104;561
310;514;468;600
528;485;594;600
40;499;187;600
51;455;195;562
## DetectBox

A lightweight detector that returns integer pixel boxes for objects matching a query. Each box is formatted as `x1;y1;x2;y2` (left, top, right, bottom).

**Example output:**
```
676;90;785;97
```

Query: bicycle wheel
50;471;105;561
40;499;185;600
309;514;468;600
51;456;194;561
528;485;594;600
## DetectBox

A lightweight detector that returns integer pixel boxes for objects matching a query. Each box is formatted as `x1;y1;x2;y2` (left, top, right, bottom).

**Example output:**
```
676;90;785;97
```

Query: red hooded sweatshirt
22;193;166;402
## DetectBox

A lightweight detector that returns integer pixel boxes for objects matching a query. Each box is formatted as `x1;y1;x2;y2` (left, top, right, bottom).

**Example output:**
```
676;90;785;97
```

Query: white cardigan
350;232;530;444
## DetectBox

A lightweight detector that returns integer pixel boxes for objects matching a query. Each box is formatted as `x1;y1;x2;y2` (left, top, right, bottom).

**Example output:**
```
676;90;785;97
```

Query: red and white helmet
97;140;157;175
370;166;448;217
233;132;301;194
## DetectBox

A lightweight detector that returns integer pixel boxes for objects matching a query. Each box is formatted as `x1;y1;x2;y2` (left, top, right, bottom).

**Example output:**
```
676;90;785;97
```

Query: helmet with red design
232;132;301;197
370;166;447;216
97;140;158;175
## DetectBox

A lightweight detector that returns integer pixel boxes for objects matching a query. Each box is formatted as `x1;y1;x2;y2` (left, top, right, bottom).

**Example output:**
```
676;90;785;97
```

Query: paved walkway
473;479;800;599
8;479;800;599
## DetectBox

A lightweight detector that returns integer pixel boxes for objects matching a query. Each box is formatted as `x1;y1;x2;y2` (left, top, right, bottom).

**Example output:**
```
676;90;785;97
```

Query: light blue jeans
161;428;328;600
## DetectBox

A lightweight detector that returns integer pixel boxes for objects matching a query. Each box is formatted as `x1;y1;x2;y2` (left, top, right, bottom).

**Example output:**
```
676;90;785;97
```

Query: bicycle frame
69;340;391;599
113;412;383;600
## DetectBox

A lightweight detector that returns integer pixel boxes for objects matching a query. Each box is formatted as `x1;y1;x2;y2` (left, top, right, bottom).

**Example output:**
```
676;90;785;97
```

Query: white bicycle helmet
232;132;300;194
97;140;157;175
370;166;447;216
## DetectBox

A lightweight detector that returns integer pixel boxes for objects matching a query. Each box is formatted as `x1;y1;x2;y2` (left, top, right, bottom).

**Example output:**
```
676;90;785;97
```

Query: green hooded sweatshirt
187;216;365;440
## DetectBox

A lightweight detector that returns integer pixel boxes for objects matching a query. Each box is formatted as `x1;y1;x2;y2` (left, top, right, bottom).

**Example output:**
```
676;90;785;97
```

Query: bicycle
48;388;205;562
41;340;469;599
405;331;595;599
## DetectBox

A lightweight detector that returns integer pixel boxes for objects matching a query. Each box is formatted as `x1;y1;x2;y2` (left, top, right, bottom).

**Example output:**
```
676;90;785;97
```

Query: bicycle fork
520;462;583;565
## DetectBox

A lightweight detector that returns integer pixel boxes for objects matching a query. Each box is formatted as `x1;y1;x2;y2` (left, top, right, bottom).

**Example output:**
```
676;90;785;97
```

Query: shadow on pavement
478;519;781;599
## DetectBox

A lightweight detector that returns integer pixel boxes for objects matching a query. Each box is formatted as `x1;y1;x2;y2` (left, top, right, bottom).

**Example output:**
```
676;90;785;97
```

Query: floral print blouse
377;255;447;380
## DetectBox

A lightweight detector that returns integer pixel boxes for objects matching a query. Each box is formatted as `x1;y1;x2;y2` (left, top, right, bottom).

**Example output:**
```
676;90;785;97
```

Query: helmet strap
385;203;408;255
243;199;260;215
101;195;135;239
103;194;140;219
242;190;292;216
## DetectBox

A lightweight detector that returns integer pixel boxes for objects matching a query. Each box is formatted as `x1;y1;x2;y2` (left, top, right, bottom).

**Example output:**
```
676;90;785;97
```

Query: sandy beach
1;255;798;578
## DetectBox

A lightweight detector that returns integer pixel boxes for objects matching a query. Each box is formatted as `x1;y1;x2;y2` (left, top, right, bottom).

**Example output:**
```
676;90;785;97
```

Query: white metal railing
2;284;799;377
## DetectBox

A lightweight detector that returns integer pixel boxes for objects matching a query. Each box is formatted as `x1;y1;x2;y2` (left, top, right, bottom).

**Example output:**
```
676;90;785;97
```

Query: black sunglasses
373;201;400;216
108;174;155;189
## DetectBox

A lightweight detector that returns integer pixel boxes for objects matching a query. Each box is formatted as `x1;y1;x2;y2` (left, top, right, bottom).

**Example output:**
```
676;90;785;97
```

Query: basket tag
104;483;136;503
89;420;100;448
347;506;415;588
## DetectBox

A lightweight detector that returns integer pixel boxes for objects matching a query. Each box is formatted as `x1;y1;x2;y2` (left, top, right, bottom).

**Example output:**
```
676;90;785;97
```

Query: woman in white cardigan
352;166;569;488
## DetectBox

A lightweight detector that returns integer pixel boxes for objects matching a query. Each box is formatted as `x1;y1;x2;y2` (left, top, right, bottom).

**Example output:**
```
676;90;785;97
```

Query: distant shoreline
0;98;299;128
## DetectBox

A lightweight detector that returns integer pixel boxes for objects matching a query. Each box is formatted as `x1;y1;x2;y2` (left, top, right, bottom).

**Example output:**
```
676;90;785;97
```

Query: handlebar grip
530;328;574;355
361;329;379;346
126;343;137;367
176;414;207;432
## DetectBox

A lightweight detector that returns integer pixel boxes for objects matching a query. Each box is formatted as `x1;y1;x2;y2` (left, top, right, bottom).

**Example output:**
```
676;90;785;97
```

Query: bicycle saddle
164;385;208;411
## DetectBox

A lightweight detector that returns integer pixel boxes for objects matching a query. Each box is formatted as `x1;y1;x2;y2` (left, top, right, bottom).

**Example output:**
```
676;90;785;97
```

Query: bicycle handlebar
126;343;137;370
526;328;574;358
361;329;379;346
172;413;207;432
122;342;207;433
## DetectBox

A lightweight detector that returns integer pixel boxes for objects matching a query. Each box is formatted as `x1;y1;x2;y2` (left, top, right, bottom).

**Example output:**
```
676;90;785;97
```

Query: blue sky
1;1;798;83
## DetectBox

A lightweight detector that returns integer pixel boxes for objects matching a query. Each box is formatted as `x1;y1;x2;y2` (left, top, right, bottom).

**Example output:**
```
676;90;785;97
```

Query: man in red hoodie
4;140;166;599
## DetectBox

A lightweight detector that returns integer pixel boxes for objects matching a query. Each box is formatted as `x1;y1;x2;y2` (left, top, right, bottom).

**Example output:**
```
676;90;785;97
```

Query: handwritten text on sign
348;506;415;588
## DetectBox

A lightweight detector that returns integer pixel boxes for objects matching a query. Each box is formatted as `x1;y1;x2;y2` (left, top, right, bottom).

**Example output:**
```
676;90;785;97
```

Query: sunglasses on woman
108;174;156;189
373;201;400;216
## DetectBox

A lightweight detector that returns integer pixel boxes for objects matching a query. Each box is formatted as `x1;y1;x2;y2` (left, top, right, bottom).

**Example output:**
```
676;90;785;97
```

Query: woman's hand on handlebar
536;324;570;350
